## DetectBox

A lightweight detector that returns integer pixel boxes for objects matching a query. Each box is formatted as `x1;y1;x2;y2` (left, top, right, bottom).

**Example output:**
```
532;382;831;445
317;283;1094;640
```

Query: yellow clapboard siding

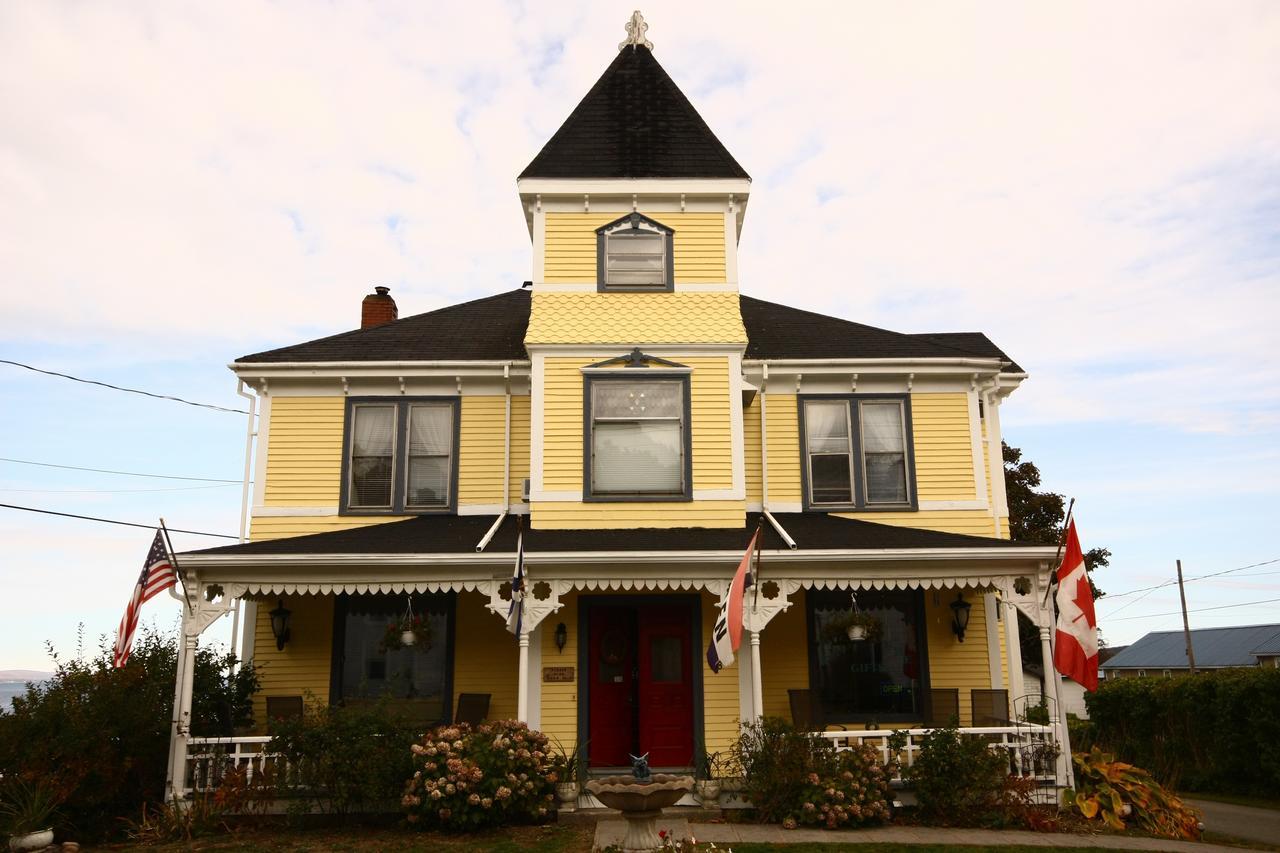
510;396;531;505
761;588;809;720
764;394;803;505
539;592;579;750
925;590;995;726
526;292;746;345
452;591;519;721
250;595;333;729
250;515;411;541
701;590;743;756
744;396;763;504
264;397;345;505
543;211;727;283
458;396;506;506
531;500;744;529
911;393;977;501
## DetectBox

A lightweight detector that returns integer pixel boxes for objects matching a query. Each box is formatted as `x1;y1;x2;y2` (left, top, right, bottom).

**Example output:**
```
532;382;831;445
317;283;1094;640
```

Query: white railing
819;725;1060;786
186;735;281;795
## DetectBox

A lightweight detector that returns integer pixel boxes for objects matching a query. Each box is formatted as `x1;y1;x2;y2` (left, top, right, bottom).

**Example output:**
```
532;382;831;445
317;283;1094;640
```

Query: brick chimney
361;286;398;329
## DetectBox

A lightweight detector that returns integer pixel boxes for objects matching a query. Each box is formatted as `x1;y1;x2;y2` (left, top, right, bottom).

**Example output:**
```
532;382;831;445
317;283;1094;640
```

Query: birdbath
586;755;693;853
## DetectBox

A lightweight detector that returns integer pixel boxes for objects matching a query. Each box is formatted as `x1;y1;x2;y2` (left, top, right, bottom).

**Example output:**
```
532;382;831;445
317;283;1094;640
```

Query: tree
1003;441;1110;670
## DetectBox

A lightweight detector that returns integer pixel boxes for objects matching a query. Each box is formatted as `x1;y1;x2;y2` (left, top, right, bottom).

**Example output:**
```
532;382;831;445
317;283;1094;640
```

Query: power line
0;484;237;494
0;359;250;415
1100;557;1280;601
1107;595;1280;622
0;457;243;483
0;502;238;539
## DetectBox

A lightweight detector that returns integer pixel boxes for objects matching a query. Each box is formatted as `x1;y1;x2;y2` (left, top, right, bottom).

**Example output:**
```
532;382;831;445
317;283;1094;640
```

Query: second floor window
585;375;691;501
596;213;675;291
800;395;916;511
343;398;458;514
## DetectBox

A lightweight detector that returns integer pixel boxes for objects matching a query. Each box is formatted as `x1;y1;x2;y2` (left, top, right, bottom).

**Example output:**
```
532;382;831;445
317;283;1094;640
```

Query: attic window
596;212;674;292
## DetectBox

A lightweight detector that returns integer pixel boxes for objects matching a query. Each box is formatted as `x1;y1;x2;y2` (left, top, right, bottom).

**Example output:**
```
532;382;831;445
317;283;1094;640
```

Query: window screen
590;380;684;496
406;404;452;509
350;405;396;507
606;231;666;287
861;401;908;504
805;400;853;505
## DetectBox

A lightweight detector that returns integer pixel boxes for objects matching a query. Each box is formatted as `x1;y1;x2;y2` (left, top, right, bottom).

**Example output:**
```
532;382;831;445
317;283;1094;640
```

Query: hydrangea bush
402;720;556;830
731;717;891;829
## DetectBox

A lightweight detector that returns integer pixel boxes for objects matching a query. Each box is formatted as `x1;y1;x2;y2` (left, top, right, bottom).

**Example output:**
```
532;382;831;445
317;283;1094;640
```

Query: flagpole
1042;497;1075;607
159;517;192;614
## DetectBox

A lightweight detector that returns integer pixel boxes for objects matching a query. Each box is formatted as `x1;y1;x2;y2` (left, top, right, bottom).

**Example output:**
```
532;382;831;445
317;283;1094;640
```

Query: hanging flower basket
381;614;432;652
824;611;882;643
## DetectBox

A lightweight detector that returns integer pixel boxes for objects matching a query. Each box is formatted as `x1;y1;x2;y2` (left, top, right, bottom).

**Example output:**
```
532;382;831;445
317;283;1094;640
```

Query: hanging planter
822;593;882;643
380;598;433;652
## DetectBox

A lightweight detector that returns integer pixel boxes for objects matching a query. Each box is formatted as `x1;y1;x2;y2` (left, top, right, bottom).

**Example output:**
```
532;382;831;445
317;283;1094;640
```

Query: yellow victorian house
171;14;1071;802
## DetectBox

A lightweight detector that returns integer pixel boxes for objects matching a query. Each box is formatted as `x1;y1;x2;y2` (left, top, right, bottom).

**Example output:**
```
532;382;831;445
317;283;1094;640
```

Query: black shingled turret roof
237;288;1022;372
520;45;748;180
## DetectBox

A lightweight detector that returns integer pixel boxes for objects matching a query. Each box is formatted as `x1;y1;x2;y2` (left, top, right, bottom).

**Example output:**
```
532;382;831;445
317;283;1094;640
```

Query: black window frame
328;591;457;722
595;212;676;292
339;396;461;515
583;371;693;502
805;587;931;725
797;393;918;512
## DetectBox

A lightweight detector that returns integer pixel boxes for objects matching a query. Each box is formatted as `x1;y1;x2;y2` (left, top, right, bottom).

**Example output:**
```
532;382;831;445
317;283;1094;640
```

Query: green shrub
730;717;891;828
402;720;556;830
0;627;256;840
907;724;1010;826
1086;668;1280;796
267;700;417;816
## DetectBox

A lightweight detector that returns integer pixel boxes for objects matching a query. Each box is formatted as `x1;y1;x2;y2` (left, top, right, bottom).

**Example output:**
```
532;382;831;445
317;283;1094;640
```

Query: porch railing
819;725;1060;786
186;735;281;795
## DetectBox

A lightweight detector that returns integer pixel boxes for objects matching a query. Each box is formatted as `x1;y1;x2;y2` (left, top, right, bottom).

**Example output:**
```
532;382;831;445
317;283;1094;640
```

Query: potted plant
1;779;62;852
823;611;882;643
549;739;585;811
379;612;432;652
693;750;726;808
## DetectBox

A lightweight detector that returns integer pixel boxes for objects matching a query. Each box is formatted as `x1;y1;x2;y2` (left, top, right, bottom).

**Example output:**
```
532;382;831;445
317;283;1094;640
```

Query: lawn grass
732;846;1110;852
116;822;595;852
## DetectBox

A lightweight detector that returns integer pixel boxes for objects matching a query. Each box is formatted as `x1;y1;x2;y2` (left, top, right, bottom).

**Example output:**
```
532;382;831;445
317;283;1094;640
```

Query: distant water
0;680;43;710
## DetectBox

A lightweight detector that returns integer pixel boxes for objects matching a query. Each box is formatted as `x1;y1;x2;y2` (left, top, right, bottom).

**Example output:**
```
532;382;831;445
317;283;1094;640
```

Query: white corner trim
251;394;272;511
724;208;739;285
968;389;989;507
530;353;546;494
532;203;546;284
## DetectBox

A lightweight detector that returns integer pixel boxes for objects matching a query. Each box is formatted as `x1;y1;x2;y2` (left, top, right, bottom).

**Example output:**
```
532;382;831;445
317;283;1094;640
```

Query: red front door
587;601;695;769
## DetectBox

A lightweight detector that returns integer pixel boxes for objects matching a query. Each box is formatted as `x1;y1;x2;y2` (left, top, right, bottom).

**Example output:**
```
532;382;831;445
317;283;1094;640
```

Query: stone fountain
585;753;694;853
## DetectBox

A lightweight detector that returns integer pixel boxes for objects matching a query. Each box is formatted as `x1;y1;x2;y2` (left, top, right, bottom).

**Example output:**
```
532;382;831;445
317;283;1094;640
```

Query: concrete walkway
593;818;1255;851
1185;797;1280;848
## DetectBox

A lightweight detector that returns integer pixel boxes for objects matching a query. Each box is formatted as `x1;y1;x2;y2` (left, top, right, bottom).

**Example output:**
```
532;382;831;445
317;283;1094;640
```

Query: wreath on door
601;629;628;666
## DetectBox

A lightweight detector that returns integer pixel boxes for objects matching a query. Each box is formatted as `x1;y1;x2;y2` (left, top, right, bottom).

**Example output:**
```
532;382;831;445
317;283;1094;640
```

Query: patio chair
971;689;1010;726
922;688;959;727
454;692;491;725
788;689;823;731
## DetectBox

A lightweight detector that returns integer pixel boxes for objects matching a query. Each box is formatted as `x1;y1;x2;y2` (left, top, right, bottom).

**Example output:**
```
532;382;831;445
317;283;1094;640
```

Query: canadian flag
1053;519;1099;691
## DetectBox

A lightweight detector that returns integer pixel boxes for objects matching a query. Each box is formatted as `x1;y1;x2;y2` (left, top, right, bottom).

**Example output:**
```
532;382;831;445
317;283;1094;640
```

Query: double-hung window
800;395;916;510
596;213;675;292
342;398;458;514
585;374;692;501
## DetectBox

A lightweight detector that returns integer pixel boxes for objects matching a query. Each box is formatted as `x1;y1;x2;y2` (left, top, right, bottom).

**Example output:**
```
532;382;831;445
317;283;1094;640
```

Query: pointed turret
520;13;748;180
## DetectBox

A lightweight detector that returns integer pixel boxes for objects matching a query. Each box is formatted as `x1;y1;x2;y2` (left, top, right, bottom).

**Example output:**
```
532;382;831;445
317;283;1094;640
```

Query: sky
2;1;1278;671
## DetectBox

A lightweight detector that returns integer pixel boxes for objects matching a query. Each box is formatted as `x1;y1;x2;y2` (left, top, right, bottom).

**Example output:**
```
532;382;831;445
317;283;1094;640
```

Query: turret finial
619;10;654;51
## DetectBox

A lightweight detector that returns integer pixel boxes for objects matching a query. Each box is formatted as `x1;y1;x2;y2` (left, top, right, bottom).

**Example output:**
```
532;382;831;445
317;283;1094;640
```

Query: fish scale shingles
520;46;749;180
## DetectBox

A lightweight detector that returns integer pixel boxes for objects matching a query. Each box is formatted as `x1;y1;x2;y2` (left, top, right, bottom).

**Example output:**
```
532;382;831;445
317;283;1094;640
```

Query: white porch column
1039;623;1075;789
517;631;531;722
749;630;764;723
166;631;198;801
1004;599;1025;719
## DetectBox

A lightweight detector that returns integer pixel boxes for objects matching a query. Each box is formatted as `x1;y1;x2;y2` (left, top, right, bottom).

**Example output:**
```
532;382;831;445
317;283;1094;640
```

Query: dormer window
596;213;675;292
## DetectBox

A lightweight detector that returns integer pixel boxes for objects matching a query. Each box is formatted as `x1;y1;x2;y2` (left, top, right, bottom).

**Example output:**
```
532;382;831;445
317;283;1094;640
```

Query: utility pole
1176;559;1197;674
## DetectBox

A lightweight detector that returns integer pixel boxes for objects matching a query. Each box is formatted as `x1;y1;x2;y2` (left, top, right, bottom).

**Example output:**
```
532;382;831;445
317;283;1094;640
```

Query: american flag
113;530;179;668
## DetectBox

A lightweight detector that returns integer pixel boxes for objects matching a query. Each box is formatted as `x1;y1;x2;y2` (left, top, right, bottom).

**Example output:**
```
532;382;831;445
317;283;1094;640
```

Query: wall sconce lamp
950;592;971;643
555;622;568;653
269;598;292;651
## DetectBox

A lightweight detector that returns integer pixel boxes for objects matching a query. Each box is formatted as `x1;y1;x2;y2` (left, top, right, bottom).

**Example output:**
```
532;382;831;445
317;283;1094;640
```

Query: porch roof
188;512;1032;557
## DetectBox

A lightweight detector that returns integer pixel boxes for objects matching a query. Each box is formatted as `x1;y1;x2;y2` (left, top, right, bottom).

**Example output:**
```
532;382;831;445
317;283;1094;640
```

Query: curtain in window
861;402;907;503
805;401;853;504
606;231;665;286
592;381;683;495
351;406;395;507
406;405;451;508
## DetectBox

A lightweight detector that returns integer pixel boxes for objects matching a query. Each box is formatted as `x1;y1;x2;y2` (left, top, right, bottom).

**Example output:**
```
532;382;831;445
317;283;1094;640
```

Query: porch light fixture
950;593;971;643
555;622;568;653
269;598;292;651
